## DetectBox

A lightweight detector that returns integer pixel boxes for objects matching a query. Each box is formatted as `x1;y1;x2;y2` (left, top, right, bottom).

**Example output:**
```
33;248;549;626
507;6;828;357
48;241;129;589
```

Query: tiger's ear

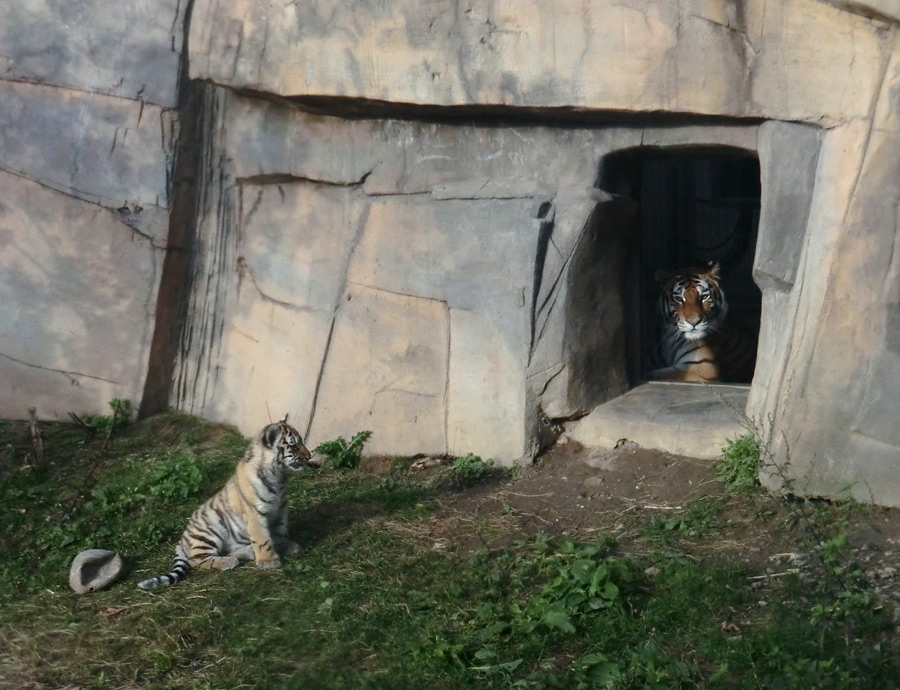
279;413;289;424
263;424;281;448
653;269;671;283
704;262;721;281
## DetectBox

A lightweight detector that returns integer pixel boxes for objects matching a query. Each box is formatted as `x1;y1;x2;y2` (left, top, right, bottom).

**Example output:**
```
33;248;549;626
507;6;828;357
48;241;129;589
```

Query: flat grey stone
69;549;125;594
566;383;749;460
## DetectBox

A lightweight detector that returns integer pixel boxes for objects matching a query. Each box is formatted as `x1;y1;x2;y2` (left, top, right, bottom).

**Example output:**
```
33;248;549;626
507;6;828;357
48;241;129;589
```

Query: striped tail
137;550;191;590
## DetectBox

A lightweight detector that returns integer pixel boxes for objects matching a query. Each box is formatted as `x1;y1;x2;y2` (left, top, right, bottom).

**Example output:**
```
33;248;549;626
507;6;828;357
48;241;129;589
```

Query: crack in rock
0;352;121;386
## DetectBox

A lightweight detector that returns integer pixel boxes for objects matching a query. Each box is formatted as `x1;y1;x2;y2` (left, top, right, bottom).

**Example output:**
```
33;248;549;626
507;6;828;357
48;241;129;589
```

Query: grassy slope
0;413;896;689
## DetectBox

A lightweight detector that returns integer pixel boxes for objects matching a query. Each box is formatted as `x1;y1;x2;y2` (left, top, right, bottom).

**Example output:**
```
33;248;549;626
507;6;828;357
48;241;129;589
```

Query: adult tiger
646;264;757;383
137;415;312;590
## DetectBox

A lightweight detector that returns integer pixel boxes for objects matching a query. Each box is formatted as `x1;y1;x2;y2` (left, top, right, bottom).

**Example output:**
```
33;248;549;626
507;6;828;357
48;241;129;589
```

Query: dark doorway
599;147;762;384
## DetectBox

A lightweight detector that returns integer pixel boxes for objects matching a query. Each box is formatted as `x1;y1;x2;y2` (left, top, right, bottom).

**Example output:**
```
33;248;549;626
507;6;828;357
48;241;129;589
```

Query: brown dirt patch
404;439;900;601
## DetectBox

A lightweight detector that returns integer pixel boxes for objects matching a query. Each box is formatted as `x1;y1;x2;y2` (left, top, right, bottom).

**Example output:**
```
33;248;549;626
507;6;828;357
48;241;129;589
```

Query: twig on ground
67;412;94;435
98;403;120;455
27;408;44;465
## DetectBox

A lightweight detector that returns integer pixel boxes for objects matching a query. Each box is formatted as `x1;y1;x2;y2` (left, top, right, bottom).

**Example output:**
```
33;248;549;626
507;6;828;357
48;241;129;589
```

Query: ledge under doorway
563;382;749;459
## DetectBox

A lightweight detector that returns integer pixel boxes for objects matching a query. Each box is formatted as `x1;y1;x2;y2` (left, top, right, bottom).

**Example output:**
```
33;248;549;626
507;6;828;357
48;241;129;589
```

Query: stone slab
566;383;749;460
754;121;821;290
174;181;364;436
0;170;161;419
221;90;604;195
818;0;900;23
308;285;449;456
0;0;184;107
346;196;538;349
447;308;527;463
190;0;886;125
0;80;172;244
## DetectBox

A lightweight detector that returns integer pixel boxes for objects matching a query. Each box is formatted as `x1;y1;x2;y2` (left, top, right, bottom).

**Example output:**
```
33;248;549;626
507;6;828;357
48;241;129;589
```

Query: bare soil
411;439;900;604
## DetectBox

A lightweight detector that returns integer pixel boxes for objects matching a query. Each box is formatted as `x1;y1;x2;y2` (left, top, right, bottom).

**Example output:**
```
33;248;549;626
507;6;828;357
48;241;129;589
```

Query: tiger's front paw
256;557;283;570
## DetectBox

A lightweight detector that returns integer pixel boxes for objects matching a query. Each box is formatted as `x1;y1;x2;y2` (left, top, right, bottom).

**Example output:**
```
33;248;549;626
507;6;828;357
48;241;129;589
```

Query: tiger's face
659;265;727;342
263;415;312;471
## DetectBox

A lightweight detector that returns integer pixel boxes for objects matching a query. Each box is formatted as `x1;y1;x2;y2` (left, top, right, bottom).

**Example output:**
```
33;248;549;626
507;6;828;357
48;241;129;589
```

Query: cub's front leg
273;504;300;557
247;515;282;570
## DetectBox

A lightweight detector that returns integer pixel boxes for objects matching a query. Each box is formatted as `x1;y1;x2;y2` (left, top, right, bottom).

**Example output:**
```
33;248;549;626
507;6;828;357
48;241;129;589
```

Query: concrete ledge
565;383;749;460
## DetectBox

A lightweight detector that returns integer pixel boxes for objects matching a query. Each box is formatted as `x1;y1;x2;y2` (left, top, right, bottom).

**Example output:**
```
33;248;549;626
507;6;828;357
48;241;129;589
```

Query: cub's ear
653;268;671;283
279;413;289;424
263;424;281;448
704;262;721;281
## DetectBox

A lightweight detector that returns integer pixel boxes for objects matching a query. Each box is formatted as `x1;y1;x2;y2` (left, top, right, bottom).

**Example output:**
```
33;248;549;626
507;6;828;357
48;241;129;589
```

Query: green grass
0;414;897;689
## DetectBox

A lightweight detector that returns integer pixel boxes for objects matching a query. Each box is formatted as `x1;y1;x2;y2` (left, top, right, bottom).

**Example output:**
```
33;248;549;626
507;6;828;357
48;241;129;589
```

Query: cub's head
657;264;727;342
262;414;312;470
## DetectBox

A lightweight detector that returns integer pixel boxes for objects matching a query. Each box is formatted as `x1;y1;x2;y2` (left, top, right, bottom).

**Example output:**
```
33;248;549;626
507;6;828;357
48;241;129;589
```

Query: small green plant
645;495;723;542
449;452;495;487
74;398;131;440
717;433;762;493
314;430;372;470
144;452;205;499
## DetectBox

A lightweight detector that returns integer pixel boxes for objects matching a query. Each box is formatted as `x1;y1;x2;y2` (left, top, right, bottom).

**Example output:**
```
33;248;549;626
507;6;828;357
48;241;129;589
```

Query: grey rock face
4;0;900;504
69;549;125;594
0;0;178;421
0;0;186;106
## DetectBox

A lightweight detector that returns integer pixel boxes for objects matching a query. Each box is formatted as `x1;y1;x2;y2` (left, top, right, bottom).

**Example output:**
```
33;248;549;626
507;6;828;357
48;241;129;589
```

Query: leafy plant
717;433;762;493
314;430;372;470
144;452;205;499
449;452;495;486
514;538;637;634
73;398;131;440
645;495;723;542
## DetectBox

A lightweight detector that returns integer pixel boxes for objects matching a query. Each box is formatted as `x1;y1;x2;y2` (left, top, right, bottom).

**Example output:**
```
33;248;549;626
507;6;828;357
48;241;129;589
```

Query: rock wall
0;0;184;419
4;0;900;503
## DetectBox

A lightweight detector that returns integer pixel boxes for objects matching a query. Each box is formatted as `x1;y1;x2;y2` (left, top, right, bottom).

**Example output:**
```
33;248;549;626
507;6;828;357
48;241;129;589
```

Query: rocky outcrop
4;0;900;502
0;0;185;419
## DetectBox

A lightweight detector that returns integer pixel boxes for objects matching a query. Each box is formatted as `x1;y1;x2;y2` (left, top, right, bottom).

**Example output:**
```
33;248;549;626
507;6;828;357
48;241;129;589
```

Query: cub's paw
256;558;283;570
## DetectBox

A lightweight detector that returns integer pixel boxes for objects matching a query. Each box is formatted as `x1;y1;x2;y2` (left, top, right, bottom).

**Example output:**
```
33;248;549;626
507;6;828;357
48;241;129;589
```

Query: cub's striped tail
137;549;191;590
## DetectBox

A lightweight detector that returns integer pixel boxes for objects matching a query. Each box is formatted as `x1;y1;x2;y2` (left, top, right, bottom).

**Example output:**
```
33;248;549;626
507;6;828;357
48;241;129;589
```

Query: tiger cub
647;264;756;383
137;415;312;590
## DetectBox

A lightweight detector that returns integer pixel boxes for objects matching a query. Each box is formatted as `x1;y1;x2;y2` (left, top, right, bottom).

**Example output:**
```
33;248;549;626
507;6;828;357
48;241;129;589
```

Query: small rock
69;549;125;594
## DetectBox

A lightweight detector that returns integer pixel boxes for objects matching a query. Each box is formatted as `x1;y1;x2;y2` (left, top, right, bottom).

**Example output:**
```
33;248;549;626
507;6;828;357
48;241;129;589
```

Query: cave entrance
562;146;762;459
600;147;762;385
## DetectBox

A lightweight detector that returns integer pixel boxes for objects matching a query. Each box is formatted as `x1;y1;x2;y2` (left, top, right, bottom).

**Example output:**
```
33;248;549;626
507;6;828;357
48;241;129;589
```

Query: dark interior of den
599;146;762;386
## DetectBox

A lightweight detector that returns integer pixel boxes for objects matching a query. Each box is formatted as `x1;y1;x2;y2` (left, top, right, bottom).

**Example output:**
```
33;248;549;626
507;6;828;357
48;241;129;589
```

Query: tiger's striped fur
647;264;756;383
137;415;312;590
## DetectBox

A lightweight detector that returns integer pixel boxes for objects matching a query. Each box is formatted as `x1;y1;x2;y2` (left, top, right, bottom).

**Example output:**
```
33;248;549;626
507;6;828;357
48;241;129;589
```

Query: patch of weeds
645;495;724;542
75;398;131;440
314;430;372;470
448;452;498;487
717;433;762;493
722;420;897;688
144;451;205;499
